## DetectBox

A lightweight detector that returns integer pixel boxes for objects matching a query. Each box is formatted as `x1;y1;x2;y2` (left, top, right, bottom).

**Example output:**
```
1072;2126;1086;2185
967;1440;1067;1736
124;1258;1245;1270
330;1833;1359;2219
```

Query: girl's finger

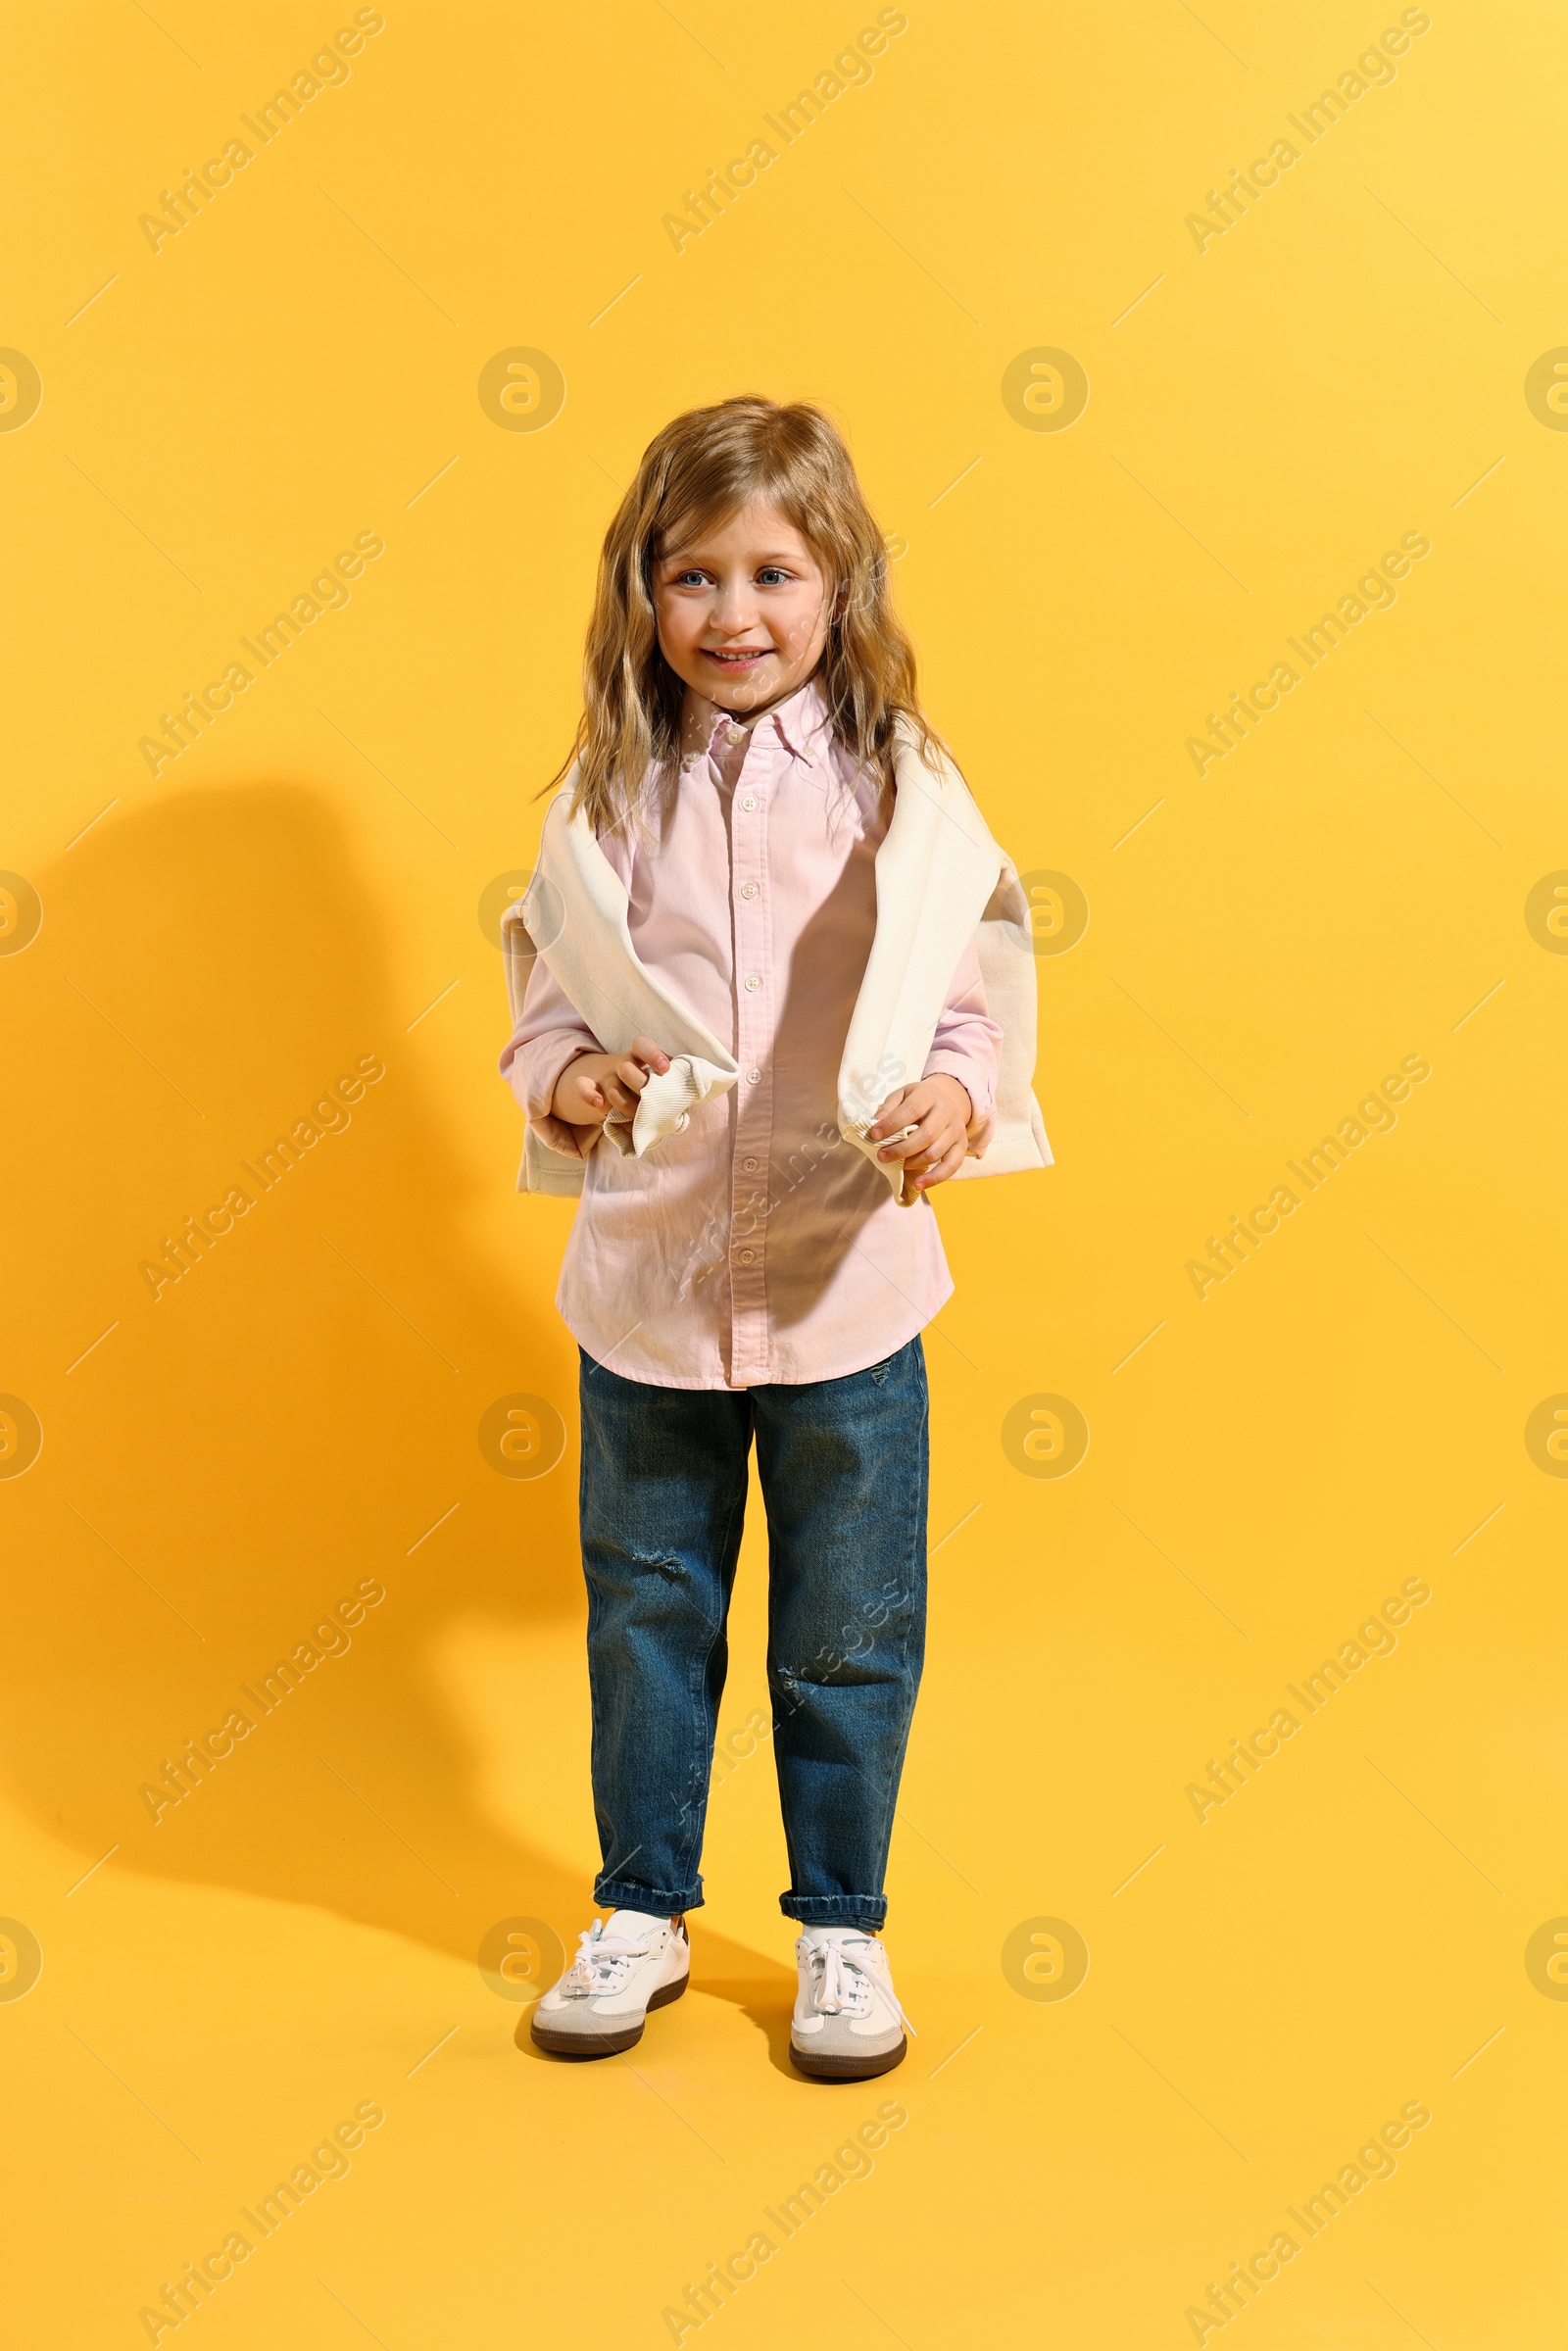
629;1034;672;1073
914;1141;967;1189
867;1087;912;1139
908;1124;963;1174
903;1110;961;1160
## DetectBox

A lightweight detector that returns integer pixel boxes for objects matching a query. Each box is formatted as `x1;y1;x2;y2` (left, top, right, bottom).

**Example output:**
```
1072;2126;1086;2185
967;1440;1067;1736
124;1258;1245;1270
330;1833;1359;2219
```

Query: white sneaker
530;1910;690;2058
790;1927;914;2080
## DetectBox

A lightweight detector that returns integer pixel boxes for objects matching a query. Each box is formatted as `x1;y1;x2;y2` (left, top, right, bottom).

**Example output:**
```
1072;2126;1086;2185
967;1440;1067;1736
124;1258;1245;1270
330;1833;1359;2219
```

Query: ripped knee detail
630;1551;684;1584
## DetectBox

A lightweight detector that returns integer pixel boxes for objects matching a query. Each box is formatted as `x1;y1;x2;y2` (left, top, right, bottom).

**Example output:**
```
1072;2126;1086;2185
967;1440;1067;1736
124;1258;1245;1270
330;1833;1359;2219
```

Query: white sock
604;1907;672;1935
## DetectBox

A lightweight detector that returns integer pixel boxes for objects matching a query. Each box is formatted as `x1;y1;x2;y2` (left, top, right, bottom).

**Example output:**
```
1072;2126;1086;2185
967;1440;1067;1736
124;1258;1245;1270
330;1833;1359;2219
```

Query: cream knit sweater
503;720;1053;1206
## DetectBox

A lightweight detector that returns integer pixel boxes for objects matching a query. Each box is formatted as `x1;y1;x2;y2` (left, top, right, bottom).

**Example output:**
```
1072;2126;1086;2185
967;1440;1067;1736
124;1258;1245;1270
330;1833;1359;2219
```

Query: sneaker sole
789;2033;906;2082
530;1969;688;2059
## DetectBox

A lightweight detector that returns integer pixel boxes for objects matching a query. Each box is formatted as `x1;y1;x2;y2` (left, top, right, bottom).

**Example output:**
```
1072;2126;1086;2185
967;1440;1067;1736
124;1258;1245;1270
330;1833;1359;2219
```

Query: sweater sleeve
499;952;603;1161
922;934;1002;1155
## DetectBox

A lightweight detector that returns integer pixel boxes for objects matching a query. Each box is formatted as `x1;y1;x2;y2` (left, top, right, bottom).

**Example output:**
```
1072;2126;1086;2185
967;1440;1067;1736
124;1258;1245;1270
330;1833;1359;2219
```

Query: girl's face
653;497;831;717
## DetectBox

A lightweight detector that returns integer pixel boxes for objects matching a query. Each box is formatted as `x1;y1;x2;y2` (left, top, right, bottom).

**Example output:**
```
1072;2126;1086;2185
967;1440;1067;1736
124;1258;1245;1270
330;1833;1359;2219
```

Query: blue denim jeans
577;1339;928;1933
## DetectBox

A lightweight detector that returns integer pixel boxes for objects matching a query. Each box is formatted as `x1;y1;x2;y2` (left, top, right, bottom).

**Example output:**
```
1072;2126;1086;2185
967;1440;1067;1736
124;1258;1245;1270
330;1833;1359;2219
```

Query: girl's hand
867;1075;973;1192
551;1037;671;1129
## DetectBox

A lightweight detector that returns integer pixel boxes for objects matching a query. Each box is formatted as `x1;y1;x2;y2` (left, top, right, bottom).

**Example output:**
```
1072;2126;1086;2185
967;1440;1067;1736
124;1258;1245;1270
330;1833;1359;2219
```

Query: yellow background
5;2;1564;2342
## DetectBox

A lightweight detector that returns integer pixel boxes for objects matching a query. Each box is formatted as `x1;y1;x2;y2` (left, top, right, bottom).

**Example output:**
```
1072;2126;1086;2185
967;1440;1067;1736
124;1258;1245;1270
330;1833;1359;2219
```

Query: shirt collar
767;676;833;759
691;675;832;762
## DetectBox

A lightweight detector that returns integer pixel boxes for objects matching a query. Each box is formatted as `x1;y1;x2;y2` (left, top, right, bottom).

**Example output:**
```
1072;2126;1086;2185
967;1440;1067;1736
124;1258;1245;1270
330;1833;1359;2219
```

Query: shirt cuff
506;1032;598;1160
922;1052;997;1156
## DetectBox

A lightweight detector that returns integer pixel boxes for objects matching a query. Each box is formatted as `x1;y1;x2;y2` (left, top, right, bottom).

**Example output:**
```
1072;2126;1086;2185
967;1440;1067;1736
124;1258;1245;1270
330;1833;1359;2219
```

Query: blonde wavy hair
553;395;940;831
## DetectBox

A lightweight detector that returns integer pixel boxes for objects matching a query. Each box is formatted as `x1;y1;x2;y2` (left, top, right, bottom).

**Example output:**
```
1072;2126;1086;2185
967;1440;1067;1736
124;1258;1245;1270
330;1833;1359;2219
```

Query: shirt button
724;724;746;745
740;882;759;900
747;1067;761;1084
744;974;761;992
741;795;757;811
738;1248;756;1263
742;1156;759;1172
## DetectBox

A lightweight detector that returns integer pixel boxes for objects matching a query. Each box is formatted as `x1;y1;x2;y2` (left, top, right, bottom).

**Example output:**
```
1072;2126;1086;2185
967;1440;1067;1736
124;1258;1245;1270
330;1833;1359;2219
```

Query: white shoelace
808;1935;917;2037
564;1920;656;1996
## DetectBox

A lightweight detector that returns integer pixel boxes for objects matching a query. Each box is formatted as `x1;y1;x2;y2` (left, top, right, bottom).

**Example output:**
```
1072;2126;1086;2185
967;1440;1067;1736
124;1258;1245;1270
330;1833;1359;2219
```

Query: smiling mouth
701;647;771;664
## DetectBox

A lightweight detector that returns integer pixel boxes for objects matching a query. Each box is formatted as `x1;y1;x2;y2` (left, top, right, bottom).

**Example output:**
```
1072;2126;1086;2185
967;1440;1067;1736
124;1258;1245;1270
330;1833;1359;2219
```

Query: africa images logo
139;1054;385;1298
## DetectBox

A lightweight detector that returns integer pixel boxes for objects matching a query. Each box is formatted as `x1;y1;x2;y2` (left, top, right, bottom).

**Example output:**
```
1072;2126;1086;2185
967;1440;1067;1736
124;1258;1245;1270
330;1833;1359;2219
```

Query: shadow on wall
3;783;780;1994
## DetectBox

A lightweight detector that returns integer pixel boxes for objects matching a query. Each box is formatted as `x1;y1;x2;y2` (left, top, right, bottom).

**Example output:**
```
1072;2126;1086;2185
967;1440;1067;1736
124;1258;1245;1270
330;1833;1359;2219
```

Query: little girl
500;396;1049;2079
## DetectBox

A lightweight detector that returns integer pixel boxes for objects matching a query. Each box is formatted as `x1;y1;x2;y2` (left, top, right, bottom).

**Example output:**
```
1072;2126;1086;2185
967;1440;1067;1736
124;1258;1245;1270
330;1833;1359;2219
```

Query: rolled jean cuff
780;1891;889;1931
595;1872;703;1915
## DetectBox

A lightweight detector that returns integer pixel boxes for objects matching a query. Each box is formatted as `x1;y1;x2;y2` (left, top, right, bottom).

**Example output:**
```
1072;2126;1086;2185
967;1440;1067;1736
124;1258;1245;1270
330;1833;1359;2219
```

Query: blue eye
758;567;789;585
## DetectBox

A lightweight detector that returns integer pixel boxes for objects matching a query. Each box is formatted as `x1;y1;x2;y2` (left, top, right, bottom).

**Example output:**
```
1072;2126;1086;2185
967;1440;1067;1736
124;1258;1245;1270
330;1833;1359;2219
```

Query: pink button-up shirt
500;681;1001;1390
